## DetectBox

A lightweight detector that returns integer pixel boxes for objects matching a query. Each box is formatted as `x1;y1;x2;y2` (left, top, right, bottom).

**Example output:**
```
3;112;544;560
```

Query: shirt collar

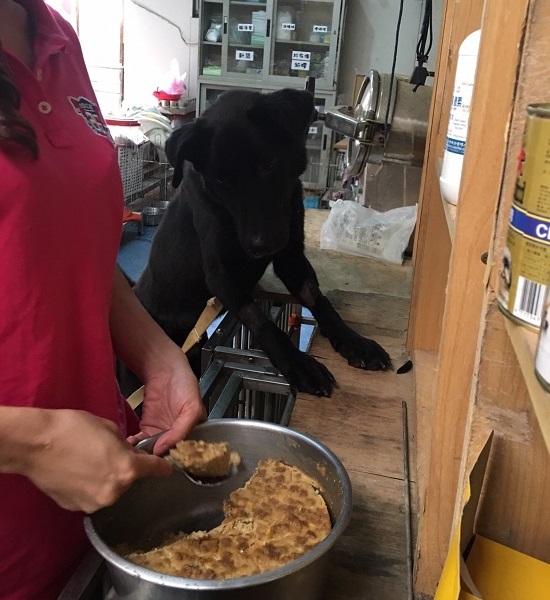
17;0;71;63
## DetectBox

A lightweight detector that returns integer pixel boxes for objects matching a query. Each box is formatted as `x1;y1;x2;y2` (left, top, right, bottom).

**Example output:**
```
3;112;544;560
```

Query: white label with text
291;51;311;60
235;50;254;61
291;59;310;71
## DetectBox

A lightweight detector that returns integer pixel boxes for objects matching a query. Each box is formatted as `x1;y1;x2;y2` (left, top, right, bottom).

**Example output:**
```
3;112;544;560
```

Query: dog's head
165;88;315;258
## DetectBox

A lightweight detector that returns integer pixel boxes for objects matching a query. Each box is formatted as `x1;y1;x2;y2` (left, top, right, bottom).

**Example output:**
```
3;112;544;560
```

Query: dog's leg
273;252;393;372
235;300;336;397
204;264;336;396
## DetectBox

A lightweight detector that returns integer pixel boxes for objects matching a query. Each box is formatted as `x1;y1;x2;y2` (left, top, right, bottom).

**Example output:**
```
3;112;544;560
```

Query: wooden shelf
228;43;265;49
504;317;550;453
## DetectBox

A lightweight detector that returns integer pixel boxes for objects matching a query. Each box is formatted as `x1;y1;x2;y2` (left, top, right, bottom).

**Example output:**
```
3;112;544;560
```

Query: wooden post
412;0;530;595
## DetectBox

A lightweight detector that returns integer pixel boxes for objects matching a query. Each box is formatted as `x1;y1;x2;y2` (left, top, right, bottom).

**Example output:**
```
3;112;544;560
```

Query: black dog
120;88;391;398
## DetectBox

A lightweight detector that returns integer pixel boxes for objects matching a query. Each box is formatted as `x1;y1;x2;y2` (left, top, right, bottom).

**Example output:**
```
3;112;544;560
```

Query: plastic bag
320;200;418;264
157;58;187;97
205;20;222;42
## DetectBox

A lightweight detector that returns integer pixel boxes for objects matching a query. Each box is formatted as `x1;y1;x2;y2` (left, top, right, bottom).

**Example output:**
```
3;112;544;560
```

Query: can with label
497;204;550;330
535;285;550;390
513;103;550;217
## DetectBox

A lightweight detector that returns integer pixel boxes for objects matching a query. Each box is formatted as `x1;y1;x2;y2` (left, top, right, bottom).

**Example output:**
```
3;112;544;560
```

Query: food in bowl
122;458;331;579
167;439;241;478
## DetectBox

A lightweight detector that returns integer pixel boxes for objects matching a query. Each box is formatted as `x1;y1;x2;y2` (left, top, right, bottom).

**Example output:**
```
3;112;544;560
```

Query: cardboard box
435;433;550;600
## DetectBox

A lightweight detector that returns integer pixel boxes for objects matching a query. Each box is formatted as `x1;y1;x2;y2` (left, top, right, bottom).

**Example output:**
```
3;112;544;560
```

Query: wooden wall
408;0;550;596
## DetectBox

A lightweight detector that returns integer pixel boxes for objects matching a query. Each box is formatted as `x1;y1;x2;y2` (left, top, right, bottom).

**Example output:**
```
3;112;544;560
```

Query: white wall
337;0;443;103
122;0;199;106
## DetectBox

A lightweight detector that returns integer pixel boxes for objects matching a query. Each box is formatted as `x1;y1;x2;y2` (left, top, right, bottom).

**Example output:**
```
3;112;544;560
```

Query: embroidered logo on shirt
67;96;113;141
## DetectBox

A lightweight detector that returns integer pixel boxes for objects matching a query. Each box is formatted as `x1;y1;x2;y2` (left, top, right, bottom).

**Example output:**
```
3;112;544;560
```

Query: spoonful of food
135;433;240;485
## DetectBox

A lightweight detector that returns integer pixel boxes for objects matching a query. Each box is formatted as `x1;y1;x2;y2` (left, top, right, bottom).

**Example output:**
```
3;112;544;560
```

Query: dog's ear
247;88;315;139
165;120;209;187
165;122;195;188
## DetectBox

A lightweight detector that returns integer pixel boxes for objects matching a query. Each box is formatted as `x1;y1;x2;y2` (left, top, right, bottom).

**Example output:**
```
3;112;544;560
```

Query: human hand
127;351;206;455
19;409;172;513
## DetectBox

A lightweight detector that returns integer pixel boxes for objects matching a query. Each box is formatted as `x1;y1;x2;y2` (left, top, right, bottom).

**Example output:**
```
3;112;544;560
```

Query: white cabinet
197;0;346;190
199;0;345;90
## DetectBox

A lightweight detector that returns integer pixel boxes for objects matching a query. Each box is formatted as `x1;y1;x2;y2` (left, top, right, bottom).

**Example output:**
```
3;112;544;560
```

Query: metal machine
325;69;432;177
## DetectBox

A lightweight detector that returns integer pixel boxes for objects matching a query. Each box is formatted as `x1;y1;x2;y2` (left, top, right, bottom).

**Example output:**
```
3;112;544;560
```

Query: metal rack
200;300;316;425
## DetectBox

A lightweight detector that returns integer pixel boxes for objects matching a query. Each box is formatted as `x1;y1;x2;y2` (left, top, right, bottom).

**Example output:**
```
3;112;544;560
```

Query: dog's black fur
118;88;391;398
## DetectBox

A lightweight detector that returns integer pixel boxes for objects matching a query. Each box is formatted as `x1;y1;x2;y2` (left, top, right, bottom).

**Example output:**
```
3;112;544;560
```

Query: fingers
126;430;160;447
151;404;207;455
127;406;207;456
153;422;197;456
133;452;173;479
77;454;172;514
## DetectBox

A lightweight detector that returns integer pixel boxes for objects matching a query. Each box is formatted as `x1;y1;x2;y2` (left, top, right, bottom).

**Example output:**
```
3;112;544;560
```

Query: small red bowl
153;90;181;101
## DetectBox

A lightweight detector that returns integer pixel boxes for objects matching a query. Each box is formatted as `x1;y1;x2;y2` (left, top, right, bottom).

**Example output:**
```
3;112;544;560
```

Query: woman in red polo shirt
0;1;206;598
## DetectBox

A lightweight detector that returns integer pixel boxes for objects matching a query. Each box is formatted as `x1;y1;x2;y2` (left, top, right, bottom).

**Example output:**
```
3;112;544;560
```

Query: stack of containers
496;104;550;387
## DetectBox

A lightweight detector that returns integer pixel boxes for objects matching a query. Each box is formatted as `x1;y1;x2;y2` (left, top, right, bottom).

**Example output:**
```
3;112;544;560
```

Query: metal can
535;287;550;391
513;103;550;217
497;204;550;330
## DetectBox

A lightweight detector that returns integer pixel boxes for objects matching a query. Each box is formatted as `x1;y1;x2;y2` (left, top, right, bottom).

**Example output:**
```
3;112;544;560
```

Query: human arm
0;405;172;513
109;267;206;454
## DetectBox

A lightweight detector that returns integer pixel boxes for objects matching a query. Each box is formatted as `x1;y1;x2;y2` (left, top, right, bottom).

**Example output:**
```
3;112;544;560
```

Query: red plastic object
122;209;142;224
105;118;140;127
153;90;181;101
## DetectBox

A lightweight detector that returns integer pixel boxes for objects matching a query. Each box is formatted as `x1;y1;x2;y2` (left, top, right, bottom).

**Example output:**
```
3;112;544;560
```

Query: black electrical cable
410;0;433;90
416;0;433;66
384;0;405;137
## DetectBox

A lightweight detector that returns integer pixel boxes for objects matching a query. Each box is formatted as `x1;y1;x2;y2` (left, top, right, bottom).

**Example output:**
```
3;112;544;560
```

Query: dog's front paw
280;352;336;397
334;332;392;371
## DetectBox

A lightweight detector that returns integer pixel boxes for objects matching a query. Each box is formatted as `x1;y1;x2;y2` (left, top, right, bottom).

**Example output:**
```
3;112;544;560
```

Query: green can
514;103;550;217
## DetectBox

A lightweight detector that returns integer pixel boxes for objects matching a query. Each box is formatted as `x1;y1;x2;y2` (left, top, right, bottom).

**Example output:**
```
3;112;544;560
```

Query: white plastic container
439;29;481;205
535;289;550;391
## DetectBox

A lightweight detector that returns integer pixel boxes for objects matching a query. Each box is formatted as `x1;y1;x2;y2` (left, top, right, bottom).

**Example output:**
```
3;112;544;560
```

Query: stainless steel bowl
84;419;352;600
142;205;166;226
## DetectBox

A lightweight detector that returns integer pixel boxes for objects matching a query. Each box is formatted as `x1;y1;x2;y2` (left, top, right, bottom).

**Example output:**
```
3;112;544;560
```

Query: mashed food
167;439;240;478
124;459;331;579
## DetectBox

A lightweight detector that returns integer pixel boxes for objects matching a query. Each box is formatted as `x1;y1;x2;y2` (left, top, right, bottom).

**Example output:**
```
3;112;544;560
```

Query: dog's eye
259;159;277;177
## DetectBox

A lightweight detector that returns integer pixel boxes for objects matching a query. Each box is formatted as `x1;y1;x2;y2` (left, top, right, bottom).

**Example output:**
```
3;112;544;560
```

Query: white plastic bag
320;200;418;264
157;58;188;97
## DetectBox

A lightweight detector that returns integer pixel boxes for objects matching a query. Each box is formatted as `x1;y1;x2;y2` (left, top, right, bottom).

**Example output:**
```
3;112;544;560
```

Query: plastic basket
117;143;147;199
106;118;149;200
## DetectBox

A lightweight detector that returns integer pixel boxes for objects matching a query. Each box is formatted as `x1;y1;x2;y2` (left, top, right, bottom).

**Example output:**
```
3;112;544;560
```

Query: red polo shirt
0;2;139;598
